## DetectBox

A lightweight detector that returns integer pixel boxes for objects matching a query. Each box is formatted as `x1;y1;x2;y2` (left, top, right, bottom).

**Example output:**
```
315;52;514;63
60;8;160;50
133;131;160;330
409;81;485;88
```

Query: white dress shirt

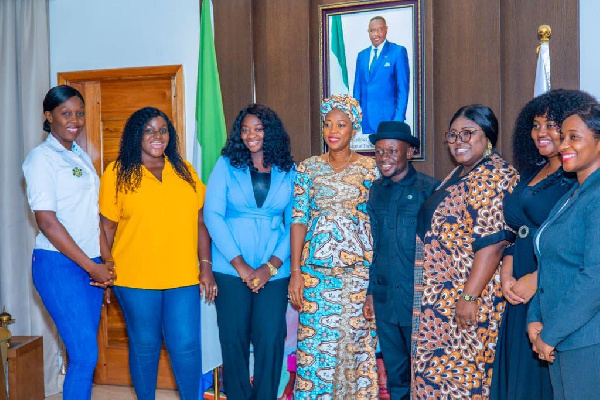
369;39;387;68
23;133;101;257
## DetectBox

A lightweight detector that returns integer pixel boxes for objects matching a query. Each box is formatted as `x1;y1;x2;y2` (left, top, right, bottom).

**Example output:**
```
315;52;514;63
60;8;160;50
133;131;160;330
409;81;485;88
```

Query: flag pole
213;368;220;399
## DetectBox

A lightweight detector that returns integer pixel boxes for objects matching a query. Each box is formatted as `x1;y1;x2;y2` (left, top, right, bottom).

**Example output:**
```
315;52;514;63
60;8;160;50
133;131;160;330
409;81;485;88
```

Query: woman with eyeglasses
99;107;211;399
490;90;595;400
412;105;519;399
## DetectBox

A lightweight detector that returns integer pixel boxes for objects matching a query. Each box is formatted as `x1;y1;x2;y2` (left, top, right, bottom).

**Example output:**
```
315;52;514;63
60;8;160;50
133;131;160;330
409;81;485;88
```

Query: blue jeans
32;249;104;400
113;285;201;400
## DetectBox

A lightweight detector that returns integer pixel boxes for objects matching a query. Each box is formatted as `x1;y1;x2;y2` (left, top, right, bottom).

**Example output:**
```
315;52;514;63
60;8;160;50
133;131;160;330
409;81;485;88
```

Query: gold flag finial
536;25;551;55
538;25;551;43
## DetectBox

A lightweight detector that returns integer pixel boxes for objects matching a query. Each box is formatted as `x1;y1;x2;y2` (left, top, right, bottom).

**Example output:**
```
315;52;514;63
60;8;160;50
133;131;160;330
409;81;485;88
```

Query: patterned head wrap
320;94;363;130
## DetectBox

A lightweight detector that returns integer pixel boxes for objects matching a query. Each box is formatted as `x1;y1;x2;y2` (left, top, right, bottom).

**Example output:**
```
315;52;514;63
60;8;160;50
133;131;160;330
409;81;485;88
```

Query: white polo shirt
22;133;101;257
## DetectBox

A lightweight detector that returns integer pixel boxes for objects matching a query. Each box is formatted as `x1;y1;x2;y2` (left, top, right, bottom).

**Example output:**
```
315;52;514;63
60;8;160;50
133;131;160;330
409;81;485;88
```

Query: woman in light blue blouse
204;104;295;400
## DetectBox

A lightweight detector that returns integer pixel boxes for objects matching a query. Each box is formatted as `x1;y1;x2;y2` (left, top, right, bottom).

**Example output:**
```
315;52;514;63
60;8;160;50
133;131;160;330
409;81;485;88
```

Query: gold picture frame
319;0;425;158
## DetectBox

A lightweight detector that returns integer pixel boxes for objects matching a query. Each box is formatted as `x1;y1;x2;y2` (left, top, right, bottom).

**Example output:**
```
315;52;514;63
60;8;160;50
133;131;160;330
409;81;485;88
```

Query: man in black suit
363;121;439;400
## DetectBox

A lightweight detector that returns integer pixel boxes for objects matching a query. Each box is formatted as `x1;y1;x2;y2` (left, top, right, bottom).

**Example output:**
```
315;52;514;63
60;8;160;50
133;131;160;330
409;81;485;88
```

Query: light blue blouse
204;156;295;279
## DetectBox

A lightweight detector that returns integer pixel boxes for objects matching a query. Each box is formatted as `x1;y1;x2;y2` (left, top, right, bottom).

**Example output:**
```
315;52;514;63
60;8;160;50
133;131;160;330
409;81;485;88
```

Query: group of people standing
22;83;600;400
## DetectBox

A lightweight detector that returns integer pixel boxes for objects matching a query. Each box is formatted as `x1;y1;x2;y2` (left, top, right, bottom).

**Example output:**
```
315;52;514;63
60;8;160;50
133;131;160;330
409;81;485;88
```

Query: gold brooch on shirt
72;167;83;177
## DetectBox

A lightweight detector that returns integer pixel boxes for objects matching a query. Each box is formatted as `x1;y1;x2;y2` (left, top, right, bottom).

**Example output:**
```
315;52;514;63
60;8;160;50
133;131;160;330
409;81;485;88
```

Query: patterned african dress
412;153;519;399
292;155;380;399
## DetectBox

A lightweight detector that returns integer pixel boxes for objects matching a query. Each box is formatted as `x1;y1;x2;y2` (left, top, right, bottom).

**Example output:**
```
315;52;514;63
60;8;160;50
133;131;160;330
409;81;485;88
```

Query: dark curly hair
43;85;85;132
221;104;295;172
114;107;195;193
512;89;596;174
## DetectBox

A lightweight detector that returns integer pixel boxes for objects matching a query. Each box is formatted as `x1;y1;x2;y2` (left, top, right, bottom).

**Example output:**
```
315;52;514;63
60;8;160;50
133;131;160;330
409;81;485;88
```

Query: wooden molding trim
57;65;183;83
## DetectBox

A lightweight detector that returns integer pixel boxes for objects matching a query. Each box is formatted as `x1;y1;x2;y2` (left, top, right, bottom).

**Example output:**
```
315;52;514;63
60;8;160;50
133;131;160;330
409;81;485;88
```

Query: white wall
49;0;199;160
580;0;600;100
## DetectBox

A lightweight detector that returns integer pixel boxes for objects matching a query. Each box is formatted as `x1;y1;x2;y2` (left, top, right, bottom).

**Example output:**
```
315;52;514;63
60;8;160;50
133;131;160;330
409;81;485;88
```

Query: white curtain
0;0;59;396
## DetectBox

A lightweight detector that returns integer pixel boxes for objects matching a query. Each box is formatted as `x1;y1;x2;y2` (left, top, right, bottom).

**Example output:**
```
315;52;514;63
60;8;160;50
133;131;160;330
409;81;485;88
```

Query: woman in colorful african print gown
412;105;519;399
289;94;380;399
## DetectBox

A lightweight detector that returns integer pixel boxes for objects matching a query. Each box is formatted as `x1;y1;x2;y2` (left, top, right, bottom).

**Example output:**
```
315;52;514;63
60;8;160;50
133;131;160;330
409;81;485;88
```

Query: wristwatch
267;261;278;277
461;292;479;302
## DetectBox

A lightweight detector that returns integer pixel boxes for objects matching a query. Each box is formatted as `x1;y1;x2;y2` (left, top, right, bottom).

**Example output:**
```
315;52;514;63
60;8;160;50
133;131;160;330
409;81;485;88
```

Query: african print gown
292;155;379;399
412;153;519;399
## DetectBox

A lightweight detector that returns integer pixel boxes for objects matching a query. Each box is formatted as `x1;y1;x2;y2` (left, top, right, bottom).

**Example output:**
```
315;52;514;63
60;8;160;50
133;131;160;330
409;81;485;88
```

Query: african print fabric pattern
292;156;379;399
411;153;519;399
292;156;378;268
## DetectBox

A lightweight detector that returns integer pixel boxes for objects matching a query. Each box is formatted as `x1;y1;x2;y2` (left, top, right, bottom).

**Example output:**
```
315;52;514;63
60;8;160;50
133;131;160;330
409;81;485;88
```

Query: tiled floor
45;385;180;399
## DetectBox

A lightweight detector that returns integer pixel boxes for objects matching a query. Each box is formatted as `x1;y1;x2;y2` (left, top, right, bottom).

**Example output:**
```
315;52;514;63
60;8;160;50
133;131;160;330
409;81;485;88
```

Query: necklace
327;150;354;171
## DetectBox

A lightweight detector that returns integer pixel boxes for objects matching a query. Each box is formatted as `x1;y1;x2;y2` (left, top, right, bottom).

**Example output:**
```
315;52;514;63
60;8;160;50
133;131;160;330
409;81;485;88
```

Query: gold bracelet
200;259;212;265
524;273;537;292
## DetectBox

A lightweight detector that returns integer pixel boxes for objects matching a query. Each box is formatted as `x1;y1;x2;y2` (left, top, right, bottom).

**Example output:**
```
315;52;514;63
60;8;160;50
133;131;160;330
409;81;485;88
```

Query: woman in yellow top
99;107;214;400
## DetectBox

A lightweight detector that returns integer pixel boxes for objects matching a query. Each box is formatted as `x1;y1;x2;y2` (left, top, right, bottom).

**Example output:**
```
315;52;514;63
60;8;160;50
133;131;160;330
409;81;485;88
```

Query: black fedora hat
368;121;419;148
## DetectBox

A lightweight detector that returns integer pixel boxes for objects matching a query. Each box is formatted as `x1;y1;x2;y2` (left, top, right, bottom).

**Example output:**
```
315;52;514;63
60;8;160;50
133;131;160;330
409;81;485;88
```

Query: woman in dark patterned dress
412;105;519;399
289;94;380;399
490;90;595;400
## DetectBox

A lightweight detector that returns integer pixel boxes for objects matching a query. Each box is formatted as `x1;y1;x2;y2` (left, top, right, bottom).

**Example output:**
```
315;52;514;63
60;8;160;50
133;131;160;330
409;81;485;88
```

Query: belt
227;210;283;229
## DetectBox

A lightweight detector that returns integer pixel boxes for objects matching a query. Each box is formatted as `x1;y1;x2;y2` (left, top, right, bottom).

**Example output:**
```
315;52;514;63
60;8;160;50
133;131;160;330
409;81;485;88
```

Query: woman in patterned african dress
412;105;519;399
288;94;380;399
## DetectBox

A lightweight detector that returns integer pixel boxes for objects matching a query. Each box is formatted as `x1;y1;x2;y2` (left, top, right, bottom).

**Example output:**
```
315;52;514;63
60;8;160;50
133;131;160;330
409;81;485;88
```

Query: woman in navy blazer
204;104;296;400
528;102;600;399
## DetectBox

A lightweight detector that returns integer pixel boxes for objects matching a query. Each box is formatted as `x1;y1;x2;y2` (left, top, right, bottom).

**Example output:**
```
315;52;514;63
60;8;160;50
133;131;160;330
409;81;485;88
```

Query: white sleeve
22;148;57;212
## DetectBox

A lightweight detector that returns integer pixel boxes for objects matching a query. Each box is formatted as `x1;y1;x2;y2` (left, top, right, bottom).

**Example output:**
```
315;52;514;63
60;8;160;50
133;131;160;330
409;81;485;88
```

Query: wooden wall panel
213;0;254;131
431;0;502;179
214;0;579;180
253;0;312;163
500;0;579;163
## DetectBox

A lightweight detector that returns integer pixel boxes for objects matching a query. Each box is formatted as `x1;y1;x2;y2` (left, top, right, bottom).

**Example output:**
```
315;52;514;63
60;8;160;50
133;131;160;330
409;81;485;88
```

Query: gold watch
266;261;278;276
461;292;479;302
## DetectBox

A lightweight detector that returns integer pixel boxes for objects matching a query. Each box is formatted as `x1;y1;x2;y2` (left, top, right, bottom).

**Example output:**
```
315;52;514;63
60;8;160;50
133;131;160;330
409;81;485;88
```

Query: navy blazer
528;168;600;351
353;41;410;133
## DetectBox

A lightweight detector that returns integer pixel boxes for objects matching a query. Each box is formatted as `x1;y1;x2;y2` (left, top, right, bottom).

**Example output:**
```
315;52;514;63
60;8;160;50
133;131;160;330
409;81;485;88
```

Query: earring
484;141;493;157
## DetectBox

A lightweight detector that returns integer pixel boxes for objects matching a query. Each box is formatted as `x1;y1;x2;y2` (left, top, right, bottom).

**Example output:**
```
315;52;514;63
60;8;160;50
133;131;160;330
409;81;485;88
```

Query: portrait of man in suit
353;16;410;134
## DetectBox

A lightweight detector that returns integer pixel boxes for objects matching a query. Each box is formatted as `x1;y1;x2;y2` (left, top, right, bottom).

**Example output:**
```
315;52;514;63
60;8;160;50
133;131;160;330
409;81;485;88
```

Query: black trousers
213;272;289;400
376;319;412;400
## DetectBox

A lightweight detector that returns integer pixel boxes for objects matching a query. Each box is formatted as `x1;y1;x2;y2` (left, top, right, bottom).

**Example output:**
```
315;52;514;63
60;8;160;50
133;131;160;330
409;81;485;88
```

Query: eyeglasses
444;129;481;144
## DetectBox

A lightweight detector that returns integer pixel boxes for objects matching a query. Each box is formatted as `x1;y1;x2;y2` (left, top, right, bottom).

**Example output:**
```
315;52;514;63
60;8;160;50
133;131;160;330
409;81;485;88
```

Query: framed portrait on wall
319;0;425;158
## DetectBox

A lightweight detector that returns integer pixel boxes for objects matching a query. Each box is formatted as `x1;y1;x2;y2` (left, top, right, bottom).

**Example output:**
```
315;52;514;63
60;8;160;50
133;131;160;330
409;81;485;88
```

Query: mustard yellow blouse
99;159;205;289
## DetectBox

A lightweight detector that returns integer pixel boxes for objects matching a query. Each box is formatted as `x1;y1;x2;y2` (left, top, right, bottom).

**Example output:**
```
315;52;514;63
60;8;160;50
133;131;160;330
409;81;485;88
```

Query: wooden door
58;65;185;388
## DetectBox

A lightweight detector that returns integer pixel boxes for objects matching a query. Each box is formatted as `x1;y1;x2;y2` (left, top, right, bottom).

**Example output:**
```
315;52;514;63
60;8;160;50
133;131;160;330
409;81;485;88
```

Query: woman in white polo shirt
22;85;114;400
